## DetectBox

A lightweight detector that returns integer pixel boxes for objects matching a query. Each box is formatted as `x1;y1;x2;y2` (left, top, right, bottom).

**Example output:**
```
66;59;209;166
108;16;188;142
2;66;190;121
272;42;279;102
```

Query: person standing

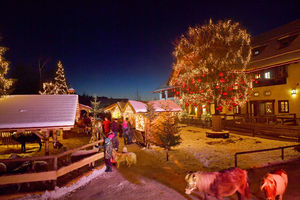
127;119;134;144
122;118;129;145
111;119;120;151
103;117;111;138
96;133;114;172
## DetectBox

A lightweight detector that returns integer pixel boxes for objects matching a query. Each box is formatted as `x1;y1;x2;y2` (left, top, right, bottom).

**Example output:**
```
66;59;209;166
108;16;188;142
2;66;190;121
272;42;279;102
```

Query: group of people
96;117;135;172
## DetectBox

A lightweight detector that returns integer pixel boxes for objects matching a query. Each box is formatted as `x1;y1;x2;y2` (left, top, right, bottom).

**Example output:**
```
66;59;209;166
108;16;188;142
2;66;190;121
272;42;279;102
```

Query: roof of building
152;80;178;93
125;100;181;113
0;95;78;130
104;101;127;112
248;19;300;70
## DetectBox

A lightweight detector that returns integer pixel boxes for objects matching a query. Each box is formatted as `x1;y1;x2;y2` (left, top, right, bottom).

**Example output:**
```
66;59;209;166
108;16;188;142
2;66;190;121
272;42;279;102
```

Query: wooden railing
0;140;104;187
234;144;300;167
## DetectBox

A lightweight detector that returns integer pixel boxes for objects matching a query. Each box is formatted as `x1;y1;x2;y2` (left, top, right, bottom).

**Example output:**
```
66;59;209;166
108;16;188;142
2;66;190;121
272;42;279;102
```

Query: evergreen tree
39;60;68;95
54;60;68;94
90;95;102;118
0;46;13;96
153;111;181;161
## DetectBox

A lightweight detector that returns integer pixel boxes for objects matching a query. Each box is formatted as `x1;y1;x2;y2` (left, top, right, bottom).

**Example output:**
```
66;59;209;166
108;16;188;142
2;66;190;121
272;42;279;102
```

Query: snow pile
18;166;105;200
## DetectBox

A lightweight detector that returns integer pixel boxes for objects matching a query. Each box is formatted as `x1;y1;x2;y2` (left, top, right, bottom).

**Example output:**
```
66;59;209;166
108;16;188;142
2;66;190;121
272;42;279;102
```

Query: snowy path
64;168;186;200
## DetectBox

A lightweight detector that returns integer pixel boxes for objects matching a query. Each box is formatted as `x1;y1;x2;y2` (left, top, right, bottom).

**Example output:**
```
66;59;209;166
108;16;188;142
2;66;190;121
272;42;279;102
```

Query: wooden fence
234;144;300;167
224;119;300;140
0;140;104;187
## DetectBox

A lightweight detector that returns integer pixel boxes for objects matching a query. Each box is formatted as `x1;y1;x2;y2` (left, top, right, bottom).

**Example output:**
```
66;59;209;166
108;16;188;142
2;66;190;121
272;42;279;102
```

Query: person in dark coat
127;120;134;144
96;134;114;172
111;119;120;151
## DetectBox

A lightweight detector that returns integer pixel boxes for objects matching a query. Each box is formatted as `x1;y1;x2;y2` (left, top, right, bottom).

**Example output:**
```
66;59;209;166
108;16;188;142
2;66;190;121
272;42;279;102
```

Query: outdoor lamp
291;88;296;96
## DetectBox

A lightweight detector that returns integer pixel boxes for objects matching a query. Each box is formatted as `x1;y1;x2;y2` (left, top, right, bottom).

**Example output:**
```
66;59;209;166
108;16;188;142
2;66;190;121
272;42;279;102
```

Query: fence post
281;148;284;160
52;157;58;189
234;154;237;167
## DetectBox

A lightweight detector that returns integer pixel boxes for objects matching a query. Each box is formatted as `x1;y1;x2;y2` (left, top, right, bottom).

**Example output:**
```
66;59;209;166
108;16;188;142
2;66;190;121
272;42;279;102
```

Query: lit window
264;71;271;79
252;45;266;56
255;74;261;79
278;100;289;113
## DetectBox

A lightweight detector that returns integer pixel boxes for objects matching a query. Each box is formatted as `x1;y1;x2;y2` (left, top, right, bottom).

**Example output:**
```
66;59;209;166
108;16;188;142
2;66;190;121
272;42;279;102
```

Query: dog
185;167;249;200
261;169;288;200
112;149;136;168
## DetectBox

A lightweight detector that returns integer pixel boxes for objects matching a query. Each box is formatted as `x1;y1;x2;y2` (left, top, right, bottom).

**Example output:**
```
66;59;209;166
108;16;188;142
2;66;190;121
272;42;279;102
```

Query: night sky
0;0;299;99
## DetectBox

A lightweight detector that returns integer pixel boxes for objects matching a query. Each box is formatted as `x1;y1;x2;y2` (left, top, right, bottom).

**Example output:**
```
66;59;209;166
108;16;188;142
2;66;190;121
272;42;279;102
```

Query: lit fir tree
54;60;68;94
0;46;13;97
90;95;102;118
39;60;68;95
170;19;253;114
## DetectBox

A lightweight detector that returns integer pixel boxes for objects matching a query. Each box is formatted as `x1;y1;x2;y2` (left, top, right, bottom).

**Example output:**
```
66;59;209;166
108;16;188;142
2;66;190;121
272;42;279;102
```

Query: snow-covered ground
150;124;300;171
3;125;300;200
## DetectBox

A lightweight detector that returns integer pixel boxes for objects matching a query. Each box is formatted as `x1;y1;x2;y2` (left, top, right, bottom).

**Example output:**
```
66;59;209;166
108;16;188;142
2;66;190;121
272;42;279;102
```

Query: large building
244;20;300;119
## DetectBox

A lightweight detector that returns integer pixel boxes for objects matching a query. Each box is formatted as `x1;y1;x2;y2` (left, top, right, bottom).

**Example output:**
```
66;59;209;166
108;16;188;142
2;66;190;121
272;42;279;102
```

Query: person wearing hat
96;133;114;172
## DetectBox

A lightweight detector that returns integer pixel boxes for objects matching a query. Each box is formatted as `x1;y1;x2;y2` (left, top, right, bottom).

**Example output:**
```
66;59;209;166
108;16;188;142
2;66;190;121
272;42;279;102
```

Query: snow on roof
148;100;182;112
0;95;78;130
127;100;181;113
128;100;147;113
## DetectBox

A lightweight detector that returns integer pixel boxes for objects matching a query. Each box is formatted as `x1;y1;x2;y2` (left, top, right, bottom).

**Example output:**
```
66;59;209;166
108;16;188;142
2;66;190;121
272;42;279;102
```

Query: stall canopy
127;99;182;113
0;95;78;130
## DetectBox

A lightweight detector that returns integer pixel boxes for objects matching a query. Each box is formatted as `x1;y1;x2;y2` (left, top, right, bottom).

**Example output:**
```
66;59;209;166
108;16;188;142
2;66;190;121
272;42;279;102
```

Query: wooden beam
57;152;103;177
0;171;57;185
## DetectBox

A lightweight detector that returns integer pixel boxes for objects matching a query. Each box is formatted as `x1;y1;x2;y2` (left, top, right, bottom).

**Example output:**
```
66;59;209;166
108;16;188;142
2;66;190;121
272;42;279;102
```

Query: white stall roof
128;100;181;113
128;100;147;113
148;100;182;112
0;95;78;130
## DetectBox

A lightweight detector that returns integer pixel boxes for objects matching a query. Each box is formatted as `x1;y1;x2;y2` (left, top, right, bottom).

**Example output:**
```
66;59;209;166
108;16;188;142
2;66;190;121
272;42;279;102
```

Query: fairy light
0;47;13;97
40;60;68;95
170;19;253;110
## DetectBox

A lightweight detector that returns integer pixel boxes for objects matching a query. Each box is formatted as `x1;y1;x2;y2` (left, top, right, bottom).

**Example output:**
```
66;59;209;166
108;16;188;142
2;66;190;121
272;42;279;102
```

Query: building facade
243;20;300;118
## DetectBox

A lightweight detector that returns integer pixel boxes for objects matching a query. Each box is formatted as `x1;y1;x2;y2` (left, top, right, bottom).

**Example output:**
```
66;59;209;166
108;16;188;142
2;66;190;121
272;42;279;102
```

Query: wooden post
52;156;58;189
45;130;50;156
234;154;238;167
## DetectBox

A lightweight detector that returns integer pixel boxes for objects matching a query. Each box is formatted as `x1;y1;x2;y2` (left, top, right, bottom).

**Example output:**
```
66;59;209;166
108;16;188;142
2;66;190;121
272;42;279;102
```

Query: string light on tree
0;46;13;97
170;19;254;112
39;60;69;95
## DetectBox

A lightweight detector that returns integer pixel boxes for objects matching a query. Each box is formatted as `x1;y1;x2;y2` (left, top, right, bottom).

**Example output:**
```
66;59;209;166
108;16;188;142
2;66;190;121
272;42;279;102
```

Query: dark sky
0;0;299;99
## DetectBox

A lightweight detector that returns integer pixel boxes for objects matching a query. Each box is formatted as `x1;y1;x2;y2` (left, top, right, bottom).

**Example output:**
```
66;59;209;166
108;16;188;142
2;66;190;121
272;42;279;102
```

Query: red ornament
219;72;224;77
200;89;204;93
192;79;195;84
202;74;205;77
220;78;225;83
216;85;219;89
223;92;228;96
197;78;202;82
176;91;179;95
182;83;186;88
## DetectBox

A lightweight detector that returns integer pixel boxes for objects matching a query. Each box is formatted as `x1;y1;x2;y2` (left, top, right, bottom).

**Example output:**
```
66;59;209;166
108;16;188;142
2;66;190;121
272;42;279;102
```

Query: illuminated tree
0;46;13;96
54;60;68;94
152;111;181;161
40;60;68;95
90;95;102;118
170;20;253;114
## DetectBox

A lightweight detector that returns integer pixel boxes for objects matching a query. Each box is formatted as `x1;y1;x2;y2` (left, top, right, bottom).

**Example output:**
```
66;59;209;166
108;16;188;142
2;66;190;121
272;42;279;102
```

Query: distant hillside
78;94;128;108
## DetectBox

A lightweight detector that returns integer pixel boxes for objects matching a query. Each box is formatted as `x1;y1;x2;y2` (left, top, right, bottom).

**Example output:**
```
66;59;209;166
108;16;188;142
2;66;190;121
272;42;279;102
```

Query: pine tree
0;46;13;96
90;95;102;118
39;60;68;95
152;111;181;161
54;60;68;94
